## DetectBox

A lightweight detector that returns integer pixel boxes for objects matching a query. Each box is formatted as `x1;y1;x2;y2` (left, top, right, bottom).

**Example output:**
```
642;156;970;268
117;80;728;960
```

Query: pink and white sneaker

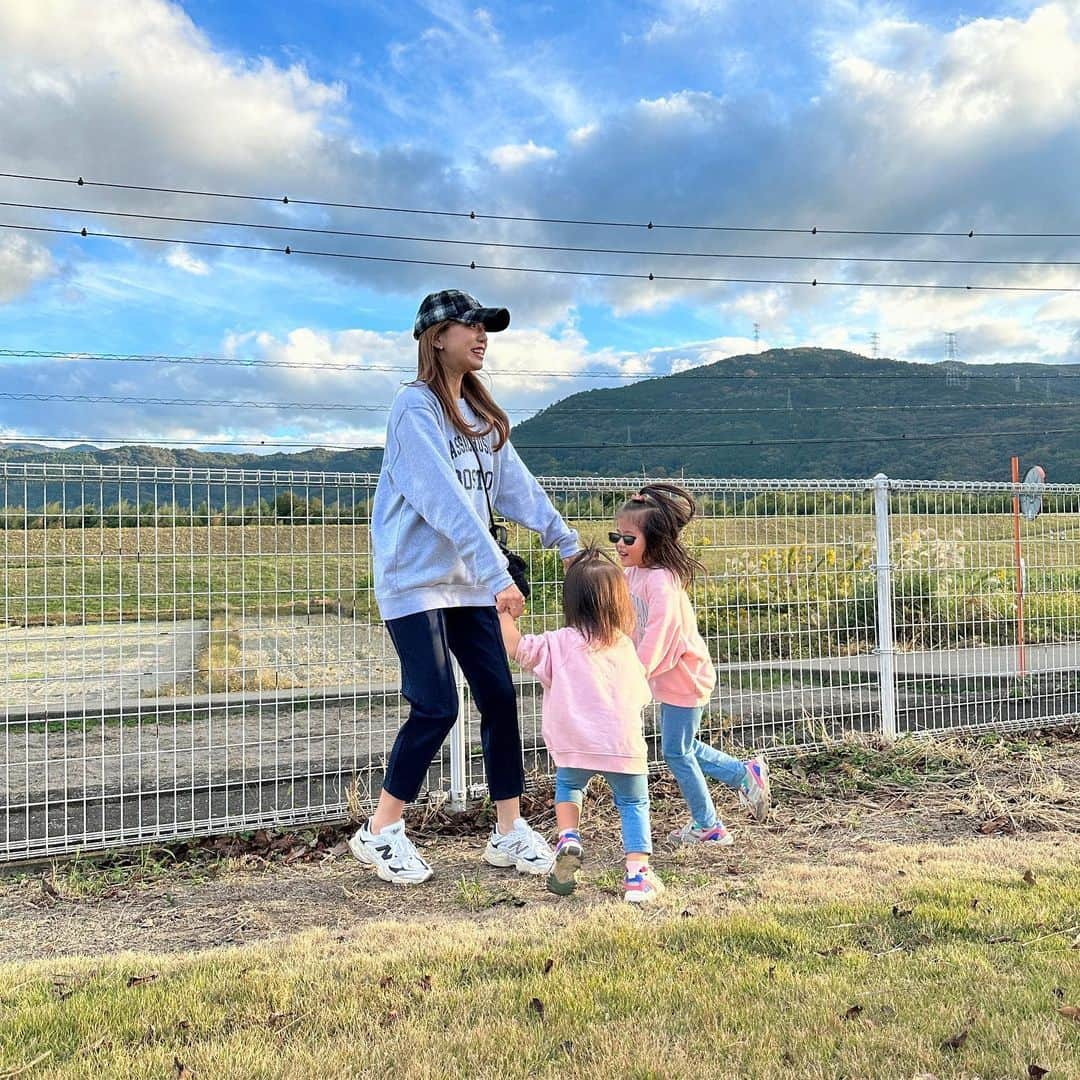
624;865;665;904
669;820;734;846
738;755;771;822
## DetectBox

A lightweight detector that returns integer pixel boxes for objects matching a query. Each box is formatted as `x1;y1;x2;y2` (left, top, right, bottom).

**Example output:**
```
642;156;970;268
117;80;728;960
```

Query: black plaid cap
412;290;511;339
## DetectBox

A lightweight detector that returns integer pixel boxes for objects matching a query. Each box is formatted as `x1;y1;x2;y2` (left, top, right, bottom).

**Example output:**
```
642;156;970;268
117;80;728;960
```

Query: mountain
510;348;1080;481
1;349;1076;503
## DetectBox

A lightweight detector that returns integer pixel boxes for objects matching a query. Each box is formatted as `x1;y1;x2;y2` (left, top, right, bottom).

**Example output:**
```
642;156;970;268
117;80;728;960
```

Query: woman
350;289;581;885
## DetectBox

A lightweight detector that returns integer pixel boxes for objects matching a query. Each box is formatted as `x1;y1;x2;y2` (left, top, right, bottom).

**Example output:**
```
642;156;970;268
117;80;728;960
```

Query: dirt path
2;732;1077;963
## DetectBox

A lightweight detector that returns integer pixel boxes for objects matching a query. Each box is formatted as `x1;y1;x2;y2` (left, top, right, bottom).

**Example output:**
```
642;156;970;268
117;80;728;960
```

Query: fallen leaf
843;1005;863;1021
41;875;61;900
969;898;980;911
1058;1005;1080;1021
1023;869;1037;886
126;973;159;988
529;997;545;1020
417;975;432;992
767;965;776;980
174;1057;192;1079
1028;1065;1049;1079
979;816;1013;835
940;1028;969;1051
542;958;554;976
378;976;394;989
892;905;912;919
815;946;843;957
381;1009;399;1027
327;840;350;858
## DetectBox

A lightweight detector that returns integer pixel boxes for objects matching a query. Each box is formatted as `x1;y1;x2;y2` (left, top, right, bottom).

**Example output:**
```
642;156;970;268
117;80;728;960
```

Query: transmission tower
869;331;879;359
753;322;760;344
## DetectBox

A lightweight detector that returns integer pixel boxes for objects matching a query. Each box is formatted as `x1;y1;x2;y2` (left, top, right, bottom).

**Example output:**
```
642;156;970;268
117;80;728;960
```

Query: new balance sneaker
624;865;665;905
348;819;433;885
738;754;771;823
483;817;555;875
668;820;734;846
546;831;584;897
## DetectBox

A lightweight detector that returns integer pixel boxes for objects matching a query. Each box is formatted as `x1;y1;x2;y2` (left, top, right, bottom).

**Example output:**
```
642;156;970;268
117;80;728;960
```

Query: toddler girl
613;483;771;845
499;549;664;903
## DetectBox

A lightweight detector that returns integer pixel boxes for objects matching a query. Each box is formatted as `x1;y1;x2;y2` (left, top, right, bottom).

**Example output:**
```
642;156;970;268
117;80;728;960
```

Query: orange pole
1011;455;1026;677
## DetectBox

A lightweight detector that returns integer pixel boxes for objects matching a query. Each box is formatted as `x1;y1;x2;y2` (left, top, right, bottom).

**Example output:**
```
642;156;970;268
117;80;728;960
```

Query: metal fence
2;462;1077;861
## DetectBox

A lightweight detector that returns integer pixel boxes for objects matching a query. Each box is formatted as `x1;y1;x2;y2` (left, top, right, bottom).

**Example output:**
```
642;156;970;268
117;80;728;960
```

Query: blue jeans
555;767;652;855
661;704;747;829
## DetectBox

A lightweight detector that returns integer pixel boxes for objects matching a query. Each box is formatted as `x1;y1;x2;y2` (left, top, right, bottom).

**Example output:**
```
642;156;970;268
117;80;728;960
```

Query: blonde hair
417;322;510;450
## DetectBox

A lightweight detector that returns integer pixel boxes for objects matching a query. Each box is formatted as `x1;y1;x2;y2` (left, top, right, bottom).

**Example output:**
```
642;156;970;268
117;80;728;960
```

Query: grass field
3;516;1080;660
2;732;1078;1078
1;834;1077;1078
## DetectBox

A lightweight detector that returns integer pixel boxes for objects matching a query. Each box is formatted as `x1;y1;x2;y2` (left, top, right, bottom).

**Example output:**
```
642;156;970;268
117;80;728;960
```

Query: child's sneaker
546;831;584;896
348;818;433;885
738;754;771;822
624;865;665;905
668;820;734;846
483;817;555;875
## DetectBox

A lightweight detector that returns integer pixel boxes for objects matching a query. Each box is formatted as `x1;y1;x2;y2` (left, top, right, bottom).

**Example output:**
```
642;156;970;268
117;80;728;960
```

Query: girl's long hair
617;482;706;588
417;321;511;450
562;547;636;648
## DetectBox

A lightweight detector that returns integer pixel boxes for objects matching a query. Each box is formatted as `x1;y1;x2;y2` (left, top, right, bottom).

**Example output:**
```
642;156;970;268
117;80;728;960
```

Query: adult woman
350;289;580;885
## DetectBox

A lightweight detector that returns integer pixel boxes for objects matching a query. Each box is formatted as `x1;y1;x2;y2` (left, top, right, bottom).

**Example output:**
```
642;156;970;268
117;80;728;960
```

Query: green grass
1;858;1077;1078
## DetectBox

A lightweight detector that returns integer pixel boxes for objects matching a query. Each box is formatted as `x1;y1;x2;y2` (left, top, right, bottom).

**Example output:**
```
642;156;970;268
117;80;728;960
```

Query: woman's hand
495;583;526;619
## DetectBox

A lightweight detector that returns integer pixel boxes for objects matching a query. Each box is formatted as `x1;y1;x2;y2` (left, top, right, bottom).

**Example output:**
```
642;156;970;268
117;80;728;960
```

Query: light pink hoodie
625;565;716;707
514;627;652;774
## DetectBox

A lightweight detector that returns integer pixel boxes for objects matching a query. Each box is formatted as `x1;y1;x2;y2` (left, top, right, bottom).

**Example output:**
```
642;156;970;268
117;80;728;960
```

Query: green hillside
2;349;1076;501
511;348;1080;481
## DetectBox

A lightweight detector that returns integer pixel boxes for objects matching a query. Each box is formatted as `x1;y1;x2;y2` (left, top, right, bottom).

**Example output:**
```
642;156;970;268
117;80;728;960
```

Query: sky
0;0;1078;452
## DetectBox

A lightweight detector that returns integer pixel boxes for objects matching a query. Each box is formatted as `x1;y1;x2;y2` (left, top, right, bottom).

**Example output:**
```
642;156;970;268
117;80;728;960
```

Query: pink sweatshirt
625;565;716;707
514;627;652;774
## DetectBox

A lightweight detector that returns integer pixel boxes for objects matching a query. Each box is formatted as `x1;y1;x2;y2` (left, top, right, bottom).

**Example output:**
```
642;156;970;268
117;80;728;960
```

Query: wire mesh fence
2;463;1074;861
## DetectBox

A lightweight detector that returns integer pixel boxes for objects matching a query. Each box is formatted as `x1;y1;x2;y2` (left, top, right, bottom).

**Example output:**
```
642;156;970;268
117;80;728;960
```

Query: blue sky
0;0;1078;451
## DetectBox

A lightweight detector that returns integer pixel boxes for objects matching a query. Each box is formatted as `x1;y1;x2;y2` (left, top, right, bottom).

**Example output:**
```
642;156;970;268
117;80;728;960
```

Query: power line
3;222;1080;295
5;200;1080;268
512;428;1074;449
3;346;1079;382
0;427;1071;452
3;171;1079;239
0;435;377;450
5;389;1080;416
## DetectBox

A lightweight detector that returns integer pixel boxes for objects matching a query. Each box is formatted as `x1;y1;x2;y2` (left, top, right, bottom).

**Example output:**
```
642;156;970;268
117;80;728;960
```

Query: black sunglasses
608;531;639;545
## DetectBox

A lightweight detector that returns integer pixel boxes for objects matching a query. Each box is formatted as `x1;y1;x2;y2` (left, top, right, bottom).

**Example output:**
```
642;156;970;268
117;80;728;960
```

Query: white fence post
447;660;468;810
872;473;898;740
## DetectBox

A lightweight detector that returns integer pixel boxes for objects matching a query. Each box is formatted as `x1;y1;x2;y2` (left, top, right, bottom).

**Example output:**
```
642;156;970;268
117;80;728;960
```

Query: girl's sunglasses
608;531;639;545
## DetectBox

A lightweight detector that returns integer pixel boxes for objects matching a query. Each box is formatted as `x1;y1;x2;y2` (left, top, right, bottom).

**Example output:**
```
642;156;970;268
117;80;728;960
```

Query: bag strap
469;439;498;530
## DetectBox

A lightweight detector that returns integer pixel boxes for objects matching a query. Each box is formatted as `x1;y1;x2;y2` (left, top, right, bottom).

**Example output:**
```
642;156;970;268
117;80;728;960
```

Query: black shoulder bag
470;442;531;599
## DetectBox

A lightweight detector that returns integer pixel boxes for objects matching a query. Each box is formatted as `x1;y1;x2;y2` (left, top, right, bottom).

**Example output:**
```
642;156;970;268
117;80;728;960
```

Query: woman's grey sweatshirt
372;383;580;621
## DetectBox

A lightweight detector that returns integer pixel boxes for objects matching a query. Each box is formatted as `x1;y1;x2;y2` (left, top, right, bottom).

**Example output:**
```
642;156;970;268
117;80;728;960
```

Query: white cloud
568;123;598;145
0;234;55;302
488;141;558;170
165;247;210;276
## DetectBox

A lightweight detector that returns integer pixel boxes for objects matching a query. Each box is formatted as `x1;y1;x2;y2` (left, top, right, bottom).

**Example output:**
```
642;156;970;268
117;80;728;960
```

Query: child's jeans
554;767;652;854
661;704;747;829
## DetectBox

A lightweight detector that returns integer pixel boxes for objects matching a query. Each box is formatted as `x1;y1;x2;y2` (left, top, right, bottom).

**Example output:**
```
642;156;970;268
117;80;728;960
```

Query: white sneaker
348;819;433;885
483;817;554;875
